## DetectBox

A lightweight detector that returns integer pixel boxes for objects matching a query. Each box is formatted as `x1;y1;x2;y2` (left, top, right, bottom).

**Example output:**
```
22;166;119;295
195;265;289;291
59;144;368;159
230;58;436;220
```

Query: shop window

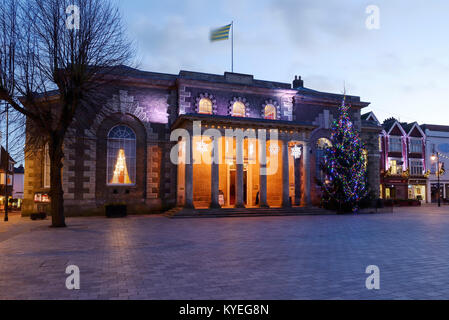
107;125;136;185
385;187;396;199
264;104;276;120
199;98;213;114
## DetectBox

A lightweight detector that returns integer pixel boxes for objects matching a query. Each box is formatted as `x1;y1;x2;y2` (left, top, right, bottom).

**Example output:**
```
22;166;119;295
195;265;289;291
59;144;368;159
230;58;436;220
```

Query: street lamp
431;153;441;207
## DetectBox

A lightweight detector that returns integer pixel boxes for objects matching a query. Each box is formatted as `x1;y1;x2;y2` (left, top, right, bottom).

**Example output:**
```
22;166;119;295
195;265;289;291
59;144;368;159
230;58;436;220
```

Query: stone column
294;155;302;206
367;153;381;199
210;137;221;208
235;136;245;208
259;136;269;208
184;134;194;209
282;139;291;207
302;141;311;206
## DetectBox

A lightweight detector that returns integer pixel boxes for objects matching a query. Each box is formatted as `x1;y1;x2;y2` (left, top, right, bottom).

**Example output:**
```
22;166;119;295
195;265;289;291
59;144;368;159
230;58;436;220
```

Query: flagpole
231;21;234;73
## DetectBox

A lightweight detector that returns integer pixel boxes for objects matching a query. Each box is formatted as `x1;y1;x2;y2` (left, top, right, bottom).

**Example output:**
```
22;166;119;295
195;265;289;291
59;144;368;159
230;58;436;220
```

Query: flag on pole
210;24;232;41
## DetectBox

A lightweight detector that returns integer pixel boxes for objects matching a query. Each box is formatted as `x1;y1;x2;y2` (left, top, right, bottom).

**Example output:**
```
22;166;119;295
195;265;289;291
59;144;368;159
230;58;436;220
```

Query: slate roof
421;124;449;133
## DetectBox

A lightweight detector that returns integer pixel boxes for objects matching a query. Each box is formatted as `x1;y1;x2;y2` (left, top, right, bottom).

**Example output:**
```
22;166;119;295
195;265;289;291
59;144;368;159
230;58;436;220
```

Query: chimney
292;75;304;88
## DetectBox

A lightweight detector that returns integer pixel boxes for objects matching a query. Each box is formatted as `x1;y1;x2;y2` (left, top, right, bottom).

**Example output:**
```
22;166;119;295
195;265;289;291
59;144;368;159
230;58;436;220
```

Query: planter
30;213;47;220
105;204;127;218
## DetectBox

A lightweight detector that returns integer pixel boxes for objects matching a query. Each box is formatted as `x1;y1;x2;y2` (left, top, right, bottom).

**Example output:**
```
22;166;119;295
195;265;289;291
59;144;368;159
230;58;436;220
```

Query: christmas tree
321;97;368;212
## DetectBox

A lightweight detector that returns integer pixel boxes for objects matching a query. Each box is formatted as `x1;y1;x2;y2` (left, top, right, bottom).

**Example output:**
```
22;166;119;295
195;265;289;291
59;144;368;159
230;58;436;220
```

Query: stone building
22;66;381;216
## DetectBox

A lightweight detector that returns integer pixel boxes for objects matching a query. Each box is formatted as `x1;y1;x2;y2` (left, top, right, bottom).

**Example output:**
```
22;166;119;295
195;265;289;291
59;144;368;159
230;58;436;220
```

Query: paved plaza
1;206;449;300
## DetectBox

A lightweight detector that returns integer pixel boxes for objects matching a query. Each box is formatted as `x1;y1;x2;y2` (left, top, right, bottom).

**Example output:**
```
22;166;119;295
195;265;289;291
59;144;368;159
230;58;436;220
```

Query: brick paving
1;206;449;300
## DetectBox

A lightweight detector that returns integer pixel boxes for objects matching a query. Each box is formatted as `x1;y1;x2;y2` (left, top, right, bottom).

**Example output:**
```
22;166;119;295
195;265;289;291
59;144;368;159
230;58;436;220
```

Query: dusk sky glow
119;0;449;125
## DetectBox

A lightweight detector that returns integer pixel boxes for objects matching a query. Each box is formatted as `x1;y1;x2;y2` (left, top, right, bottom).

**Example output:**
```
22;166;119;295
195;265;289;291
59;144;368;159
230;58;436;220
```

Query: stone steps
164;206;335;219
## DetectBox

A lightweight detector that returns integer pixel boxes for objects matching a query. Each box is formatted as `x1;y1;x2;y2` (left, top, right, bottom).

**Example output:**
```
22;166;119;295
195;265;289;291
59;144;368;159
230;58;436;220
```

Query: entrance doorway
229;168;248;206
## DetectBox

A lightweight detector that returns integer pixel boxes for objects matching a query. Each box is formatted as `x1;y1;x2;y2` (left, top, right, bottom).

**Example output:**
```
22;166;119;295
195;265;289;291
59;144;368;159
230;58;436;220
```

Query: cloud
269;0;369;50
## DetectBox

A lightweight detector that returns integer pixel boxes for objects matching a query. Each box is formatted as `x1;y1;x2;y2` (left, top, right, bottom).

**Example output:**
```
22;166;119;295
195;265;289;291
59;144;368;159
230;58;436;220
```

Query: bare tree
0;0;134;227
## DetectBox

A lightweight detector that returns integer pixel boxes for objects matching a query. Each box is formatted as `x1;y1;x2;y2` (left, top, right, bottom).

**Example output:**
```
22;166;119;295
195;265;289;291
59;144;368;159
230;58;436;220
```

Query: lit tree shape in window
110;149;132;184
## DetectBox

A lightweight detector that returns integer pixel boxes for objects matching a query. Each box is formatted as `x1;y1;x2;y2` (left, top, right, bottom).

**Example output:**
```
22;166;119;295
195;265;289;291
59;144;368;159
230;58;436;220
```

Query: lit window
232;102;246;117
362;149;368;168
379;136;382;152
107;125;136;185
389;137;402;152
316;138;332;182
389;159;403;175
199;98;213;114
44;143;50;188
264;104;276;120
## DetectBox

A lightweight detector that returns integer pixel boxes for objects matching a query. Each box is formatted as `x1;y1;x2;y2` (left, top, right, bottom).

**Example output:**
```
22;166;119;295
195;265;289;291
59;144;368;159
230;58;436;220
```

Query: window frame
232;101;246;117
264;104;276;120
388;157;403;175
409;138;422;153
316;138;332;182
106;125;137;186
409;159;424;176
388;136;402;153
198;98;213;115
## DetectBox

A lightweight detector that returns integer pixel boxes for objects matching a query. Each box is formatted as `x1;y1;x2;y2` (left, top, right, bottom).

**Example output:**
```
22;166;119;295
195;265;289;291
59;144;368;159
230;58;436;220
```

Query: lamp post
2;102;9;221
431;153;441;207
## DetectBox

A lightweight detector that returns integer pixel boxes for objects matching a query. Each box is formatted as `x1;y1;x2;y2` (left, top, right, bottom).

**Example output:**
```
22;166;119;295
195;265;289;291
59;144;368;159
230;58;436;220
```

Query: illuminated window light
291;145;302;159
197;140;208;154
110;149;132;184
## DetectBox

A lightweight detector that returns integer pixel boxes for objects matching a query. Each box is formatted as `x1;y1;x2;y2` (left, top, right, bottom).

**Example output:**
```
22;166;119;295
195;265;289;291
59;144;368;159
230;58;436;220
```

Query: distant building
0;146;15;208
366;114;428;202
422;124;449;203
12;164;24;209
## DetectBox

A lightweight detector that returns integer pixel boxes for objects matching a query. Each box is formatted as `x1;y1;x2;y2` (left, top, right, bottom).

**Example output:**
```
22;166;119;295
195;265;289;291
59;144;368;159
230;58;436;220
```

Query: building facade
374;117;428;202
22;67;381;216
0;146;15;208
422;124;449;203
12;164;24;209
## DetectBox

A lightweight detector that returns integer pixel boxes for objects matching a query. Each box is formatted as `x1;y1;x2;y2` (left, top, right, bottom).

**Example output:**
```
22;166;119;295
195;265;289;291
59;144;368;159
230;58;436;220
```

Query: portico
173;115;314;210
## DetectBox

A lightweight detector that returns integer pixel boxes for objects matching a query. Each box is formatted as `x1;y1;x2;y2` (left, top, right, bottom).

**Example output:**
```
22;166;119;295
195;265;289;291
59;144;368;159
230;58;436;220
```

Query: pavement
1;205;449;300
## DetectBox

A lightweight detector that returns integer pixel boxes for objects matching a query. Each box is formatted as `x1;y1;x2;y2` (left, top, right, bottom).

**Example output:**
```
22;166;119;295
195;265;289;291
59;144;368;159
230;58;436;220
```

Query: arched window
199;98;213;114
232;101;246;117
264;104;276;120
107;125;136;185
316;138;332;182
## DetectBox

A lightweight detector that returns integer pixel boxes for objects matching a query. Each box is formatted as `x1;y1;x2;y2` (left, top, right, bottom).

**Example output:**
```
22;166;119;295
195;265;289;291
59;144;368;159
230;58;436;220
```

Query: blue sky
120;0;449;125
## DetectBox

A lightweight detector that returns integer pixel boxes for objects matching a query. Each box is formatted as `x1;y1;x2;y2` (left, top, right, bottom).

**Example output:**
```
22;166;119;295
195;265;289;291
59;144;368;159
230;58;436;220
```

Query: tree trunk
49;135;66;228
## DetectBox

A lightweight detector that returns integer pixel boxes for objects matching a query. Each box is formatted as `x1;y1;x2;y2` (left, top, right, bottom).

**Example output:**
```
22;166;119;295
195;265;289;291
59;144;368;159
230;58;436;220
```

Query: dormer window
232;101;246;117
264;104;276;120
389;137;402;152
198;98;213;114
